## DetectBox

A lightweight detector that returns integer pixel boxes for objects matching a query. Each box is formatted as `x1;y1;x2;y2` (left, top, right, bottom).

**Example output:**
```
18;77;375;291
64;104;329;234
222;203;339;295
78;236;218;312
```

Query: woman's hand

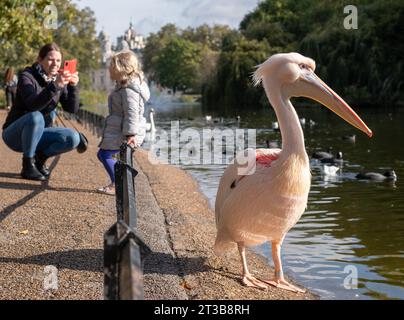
55;71;71;88
126;135;140;148
69;72;79;86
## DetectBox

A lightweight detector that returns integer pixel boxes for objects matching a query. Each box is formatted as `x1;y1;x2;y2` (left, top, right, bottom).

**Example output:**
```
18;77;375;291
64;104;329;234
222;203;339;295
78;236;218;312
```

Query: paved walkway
0;110;188;300
0;110;115;299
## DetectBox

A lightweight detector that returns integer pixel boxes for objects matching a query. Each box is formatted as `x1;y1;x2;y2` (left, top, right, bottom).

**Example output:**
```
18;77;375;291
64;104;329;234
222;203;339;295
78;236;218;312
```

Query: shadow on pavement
144;251;208;276
0;248;103;272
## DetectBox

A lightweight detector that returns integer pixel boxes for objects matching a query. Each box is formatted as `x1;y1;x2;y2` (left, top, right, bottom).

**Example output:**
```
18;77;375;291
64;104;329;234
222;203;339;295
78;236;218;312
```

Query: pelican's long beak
297;69;372;137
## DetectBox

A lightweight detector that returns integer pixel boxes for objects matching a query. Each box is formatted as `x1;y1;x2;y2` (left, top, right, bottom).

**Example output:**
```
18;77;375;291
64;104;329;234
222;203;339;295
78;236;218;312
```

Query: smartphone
61;59;77;74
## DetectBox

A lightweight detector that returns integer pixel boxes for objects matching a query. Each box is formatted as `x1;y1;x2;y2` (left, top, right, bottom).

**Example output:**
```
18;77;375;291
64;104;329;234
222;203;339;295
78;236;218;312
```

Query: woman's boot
21;157;46;181
35;151;50;177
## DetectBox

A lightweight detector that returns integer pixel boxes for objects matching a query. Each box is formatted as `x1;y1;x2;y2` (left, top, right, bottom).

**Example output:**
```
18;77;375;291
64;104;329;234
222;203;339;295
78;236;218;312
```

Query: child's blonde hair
110;50;144;85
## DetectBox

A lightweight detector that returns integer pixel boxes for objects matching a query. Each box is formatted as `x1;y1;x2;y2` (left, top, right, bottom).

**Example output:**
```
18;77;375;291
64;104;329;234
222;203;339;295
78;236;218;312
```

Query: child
97;51;150;195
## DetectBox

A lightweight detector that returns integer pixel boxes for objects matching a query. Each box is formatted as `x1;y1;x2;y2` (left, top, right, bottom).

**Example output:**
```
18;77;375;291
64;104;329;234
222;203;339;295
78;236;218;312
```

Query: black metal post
104;143;151;300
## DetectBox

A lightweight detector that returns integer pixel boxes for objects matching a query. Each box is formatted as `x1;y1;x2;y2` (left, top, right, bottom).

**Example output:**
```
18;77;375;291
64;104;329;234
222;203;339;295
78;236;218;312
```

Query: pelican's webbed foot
262;276;306;293
242;273;268;290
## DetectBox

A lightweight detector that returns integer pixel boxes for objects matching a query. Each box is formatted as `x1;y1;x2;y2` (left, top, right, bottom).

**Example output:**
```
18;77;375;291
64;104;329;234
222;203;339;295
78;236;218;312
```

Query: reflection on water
88;102;404;299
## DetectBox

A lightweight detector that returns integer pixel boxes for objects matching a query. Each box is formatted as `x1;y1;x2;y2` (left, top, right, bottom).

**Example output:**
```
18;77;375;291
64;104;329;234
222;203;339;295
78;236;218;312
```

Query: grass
0;90;6;109
79;89;108;107
0;89;109;110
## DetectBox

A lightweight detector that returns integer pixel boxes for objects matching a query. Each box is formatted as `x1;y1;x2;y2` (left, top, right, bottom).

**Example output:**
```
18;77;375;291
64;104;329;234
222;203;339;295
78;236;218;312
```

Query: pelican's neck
264;81;306;156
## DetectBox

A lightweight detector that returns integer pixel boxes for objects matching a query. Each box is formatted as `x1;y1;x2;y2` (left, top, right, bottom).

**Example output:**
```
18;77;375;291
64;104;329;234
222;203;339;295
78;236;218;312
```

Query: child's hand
126;135;139;147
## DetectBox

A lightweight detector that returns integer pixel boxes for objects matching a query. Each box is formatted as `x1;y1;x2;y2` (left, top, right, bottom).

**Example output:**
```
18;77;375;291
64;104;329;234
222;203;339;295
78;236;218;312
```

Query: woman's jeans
2;111;80;158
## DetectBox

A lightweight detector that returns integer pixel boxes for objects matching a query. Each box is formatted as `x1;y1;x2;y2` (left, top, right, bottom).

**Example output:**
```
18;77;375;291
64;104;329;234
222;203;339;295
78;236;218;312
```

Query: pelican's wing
214;148;281;226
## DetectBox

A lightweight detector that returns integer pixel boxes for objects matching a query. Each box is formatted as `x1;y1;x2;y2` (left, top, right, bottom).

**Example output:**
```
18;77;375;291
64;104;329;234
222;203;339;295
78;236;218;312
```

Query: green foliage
205;0;404;110
298;0;404;105
0;90;5;108
0;0;101;89
79;89;108;107
203;36;273;109
143;24;179;81
143;24;234;93
182;24;234;51
155;37;202;92
0;1;52;71
51;0;101;88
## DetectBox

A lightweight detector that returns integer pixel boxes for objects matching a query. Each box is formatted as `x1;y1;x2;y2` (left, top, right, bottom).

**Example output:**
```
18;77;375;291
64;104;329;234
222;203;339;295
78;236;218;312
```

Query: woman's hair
4;67;14;83
110;51;144;85
38;43;62;60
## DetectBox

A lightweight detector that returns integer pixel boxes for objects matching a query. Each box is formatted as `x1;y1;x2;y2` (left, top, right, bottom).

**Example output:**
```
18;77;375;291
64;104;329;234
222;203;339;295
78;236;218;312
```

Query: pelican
214;53;372;293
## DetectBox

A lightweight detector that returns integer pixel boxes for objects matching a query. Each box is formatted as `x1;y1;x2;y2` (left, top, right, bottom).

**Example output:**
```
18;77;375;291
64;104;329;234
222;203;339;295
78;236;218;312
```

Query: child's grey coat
99;78;150;150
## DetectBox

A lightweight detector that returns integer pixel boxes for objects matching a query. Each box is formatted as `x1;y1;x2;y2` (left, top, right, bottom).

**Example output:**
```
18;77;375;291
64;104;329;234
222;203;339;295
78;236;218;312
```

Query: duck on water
356;170;397;181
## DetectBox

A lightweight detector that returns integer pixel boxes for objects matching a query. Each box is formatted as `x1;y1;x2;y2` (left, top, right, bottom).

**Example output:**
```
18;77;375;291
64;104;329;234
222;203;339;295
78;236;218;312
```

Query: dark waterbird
342;134;356;143
320;151;344;165
312;147;333;160
356;170;397;181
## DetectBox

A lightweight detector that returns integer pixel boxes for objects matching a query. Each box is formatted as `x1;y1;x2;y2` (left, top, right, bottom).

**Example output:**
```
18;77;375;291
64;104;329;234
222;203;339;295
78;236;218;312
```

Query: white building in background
91;23;146;91
116;23;146;52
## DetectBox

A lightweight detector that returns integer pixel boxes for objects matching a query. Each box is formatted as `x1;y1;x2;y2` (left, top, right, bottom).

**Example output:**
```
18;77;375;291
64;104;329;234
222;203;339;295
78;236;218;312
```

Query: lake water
89;101;404;300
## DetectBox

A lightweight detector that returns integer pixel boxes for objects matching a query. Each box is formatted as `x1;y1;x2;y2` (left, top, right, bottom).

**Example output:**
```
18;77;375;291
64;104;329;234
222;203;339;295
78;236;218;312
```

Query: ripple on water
311;200;336;204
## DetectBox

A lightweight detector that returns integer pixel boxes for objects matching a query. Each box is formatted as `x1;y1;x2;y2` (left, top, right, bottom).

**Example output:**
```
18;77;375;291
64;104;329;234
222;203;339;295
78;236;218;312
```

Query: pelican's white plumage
213;52;372;292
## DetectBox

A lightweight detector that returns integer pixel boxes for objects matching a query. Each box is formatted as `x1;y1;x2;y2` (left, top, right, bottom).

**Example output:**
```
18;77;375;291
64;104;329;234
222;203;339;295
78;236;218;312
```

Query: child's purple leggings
97;149;120;183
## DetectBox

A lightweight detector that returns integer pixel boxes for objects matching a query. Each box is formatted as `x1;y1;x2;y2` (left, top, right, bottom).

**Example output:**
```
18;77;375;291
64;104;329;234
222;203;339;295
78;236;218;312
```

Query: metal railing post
104;143;151;300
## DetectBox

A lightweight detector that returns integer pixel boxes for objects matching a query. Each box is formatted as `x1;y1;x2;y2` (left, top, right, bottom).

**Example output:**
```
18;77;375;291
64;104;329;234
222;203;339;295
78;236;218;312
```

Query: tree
0;1;52;71
52;0;101;88
206;0;404;109
143;23;234;93
182;24;234;51
143;23;179;81
0;0;101;88
155;37;202;93
203;34;272;110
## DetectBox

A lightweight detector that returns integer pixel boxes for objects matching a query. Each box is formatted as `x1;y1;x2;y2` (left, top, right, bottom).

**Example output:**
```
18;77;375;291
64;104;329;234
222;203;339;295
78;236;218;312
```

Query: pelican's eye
299;63;313;73
299;63;308;70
